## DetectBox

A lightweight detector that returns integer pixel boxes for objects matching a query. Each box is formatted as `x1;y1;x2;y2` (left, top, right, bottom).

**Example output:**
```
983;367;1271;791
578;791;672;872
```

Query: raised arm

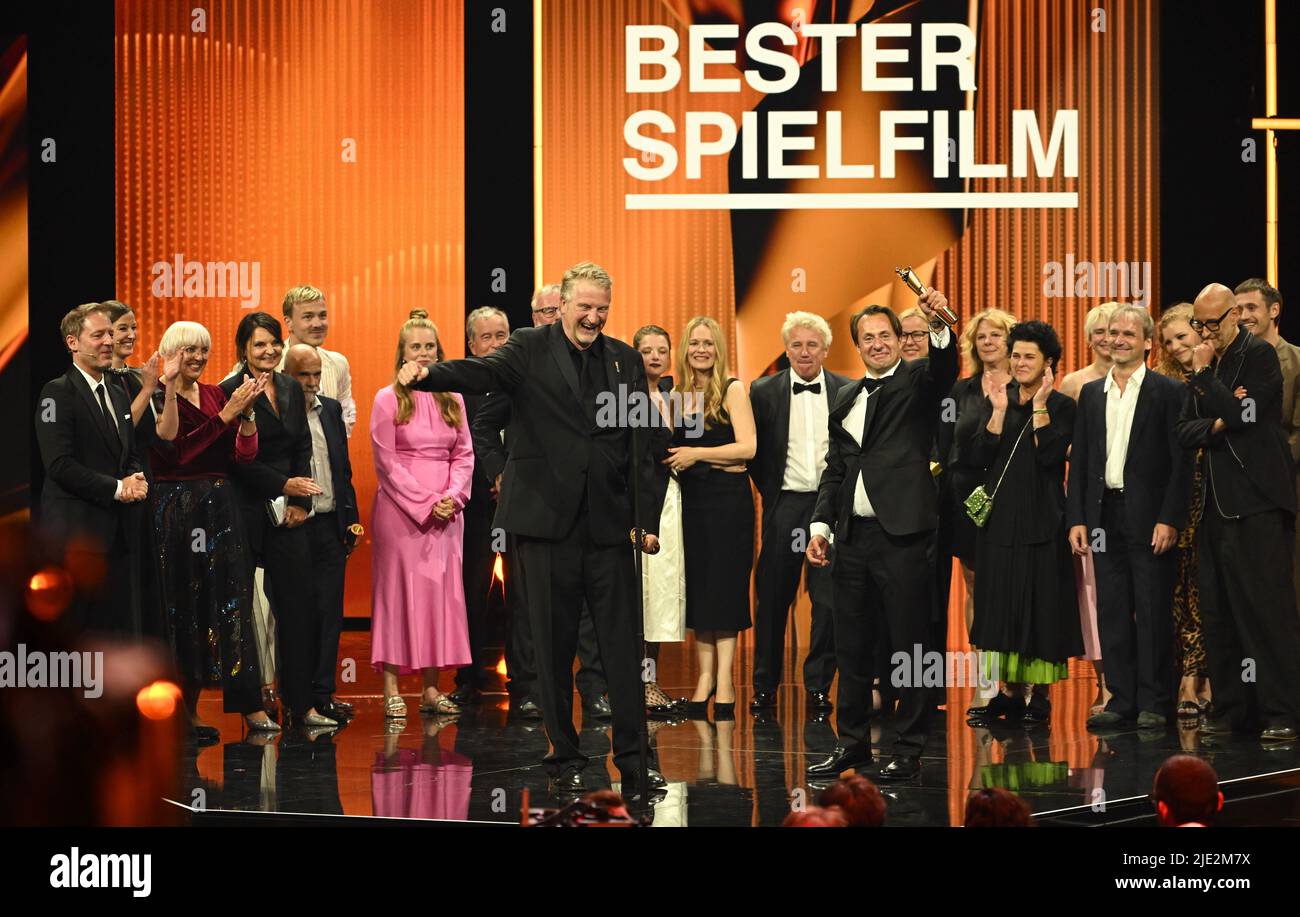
408;332;530;396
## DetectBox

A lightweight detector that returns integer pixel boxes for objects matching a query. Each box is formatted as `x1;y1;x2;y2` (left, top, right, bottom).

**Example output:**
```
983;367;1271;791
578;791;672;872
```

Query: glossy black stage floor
176;633;1300;827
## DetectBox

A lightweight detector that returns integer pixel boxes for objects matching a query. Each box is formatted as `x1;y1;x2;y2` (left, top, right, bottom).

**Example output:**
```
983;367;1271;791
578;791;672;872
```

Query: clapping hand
1033;366;1054;409
988;375;1009;412
222;374;261;422
141;353;161;392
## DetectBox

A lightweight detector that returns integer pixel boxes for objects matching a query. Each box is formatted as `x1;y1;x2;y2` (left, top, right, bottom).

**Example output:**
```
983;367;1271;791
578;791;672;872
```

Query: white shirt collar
1103;362;1146;393
72;361;107;391
866;359;903;381
789;368;826;391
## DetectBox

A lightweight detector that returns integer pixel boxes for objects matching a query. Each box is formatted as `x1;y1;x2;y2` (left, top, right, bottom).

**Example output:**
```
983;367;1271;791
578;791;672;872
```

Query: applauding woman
670;316;756;720
370;311;474;718
964;321;1082;726
151;321;272;737
221;312;334;728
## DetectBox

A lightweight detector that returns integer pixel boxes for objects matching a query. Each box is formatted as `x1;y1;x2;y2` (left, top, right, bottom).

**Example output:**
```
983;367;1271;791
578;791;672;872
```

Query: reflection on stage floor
178;633;1300;826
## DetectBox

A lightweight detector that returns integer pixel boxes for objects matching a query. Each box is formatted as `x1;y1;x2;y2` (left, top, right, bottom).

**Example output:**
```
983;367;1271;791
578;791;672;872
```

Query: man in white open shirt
277;285;356;437
805;292;957;783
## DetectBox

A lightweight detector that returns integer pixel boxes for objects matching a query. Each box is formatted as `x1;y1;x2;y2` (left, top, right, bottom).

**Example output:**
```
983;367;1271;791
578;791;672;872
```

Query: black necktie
792;381;821;395
95;382;121;451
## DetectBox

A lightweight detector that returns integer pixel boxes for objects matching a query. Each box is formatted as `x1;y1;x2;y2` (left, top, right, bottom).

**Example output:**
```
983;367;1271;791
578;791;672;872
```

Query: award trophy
895;266;959;328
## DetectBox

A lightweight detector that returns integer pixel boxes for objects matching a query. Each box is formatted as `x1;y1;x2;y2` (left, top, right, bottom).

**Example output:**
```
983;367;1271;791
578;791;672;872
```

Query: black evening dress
674;378;754;633
965;386;1083;684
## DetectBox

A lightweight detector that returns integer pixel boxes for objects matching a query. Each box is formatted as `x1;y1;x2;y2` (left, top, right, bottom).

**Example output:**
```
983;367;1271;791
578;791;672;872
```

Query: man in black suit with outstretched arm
805;290;957;782
399;261;665;795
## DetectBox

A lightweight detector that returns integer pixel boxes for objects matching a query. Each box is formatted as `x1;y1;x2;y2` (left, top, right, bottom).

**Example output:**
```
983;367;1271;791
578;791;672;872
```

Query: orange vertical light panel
115;1;465;616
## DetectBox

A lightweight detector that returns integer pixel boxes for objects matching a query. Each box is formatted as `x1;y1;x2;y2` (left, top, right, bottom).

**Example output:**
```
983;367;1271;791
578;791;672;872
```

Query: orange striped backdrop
114;0;465;615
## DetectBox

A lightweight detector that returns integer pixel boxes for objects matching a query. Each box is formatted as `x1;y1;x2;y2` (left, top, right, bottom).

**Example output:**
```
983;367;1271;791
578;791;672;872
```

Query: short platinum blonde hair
780;311;832;349
466;306;509;342
1085;301;1120;337
559;262;612;303
282;284;325;319
530;283;561;309
159;320;212;355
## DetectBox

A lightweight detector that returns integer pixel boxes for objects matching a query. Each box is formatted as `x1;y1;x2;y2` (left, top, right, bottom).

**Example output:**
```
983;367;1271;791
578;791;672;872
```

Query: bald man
284;343;359;720
1176;283;1300;742
1152;755;1223;827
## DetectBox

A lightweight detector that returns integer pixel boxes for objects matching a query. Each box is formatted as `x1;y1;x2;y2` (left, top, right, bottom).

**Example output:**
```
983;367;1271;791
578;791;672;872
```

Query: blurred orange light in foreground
25;567;74;621
492;554;504;585
136;680;183;720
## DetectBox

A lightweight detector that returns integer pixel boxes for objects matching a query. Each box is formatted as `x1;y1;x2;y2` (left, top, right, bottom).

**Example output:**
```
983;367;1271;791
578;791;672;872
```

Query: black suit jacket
220;369;313;554
1175;328;1296;517
314;394;360;548
1067;368;1193;537
35;365;143;550
412;322;664;544
812;338;959;542
748;367;853;506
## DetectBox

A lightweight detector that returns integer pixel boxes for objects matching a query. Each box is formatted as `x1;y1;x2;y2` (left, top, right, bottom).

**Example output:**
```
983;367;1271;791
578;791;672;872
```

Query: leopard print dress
1171;448;1206;677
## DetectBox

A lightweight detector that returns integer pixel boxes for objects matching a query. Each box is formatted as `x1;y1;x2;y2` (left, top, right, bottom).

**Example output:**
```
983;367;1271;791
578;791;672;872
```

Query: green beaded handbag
964;419;1032;528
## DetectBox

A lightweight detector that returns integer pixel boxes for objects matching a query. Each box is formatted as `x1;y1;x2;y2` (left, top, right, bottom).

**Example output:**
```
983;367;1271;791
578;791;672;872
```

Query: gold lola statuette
895;266;959;329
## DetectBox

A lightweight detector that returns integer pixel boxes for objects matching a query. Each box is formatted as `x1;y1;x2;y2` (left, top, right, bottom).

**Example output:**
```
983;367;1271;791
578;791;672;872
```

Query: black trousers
831;517;932;756
1199;508;1300;730
516;511;648;775
1093;491;1175;717
259;522;316;717
304;513;348;709
506;538;606;702
456;501;498;691
753;490;836;694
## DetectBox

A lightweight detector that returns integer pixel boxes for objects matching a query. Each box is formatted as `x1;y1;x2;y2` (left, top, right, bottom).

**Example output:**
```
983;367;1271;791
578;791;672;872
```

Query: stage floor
177;633;1300;827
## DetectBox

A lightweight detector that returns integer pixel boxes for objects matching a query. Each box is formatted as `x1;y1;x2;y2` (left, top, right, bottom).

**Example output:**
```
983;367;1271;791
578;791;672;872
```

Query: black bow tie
792;381;821;395
861;376;887;394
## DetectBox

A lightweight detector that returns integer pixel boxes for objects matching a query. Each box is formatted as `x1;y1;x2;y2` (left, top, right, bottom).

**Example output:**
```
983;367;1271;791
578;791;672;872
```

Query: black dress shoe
967;692;1025;721
875;755;921;782
448;685;482;706
806;745;873;776
1022;693;1051;725
1261;726;1298;742
807;691;833;711
512;696;543;718
621;768;668;791
583;694;612;719
750;691;776;711
316;702;352;723
329;697;354;715
551;769;586;794
1199;717;1236;736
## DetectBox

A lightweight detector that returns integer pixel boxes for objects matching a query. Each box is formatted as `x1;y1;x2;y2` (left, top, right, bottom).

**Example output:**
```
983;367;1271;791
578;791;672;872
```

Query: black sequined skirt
153;477;262;714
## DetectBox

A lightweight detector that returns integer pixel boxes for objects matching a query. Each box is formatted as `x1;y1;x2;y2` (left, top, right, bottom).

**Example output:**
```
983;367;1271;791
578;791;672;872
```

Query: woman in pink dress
370;310;474;718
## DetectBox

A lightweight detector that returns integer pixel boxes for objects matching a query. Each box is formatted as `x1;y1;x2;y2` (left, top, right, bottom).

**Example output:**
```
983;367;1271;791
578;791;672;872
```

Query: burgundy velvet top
151;382;258;480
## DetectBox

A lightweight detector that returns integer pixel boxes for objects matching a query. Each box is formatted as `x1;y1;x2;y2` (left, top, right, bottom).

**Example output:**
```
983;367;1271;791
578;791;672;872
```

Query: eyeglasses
1188;307;1235;333
899;331;929;343
532;306;559;319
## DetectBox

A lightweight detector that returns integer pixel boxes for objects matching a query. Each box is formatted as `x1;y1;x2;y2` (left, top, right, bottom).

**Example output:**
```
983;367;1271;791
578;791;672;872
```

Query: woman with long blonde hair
1155;303;1212;719
370;310;474;719
669;316;757;720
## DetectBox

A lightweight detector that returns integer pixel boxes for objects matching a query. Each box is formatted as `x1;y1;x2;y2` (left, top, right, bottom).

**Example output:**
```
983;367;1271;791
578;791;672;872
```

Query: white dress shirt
306;395;336;514
782;369;830;493
72;361;125;500
809;326;950;543
1103;363;1145;490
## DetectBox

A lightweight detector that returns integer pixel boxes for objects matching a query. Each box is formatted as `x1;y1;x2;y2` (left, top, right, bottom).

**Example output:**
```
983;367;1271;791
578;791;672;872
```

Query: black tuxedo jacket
812;338;959;542
220;369;313;553
315;394;360;548
748;367;853;506
35;365;143;550
413;322;664;544
1067;368;1193;537
1175;328;1296;517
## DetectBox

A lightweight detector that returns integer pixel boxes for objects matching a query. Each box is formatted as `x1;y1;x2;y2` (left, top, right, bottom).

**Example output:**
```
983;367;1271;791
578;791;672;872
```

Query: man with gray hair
747;311;851;713
1068;305;1192;730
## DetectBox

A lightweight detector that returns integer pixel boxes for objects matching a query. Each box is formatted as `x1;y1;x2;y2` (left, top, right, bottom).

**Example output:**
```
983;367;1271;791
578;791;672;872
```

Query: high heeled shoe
684;687;715;720
244;714;282;733
713;698;736;721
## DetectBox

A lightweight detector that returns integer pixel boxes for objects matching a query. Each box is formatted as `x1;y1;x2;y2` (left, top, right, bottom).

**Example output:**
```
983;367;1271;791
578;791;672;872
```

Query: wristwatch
241;409;256;423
